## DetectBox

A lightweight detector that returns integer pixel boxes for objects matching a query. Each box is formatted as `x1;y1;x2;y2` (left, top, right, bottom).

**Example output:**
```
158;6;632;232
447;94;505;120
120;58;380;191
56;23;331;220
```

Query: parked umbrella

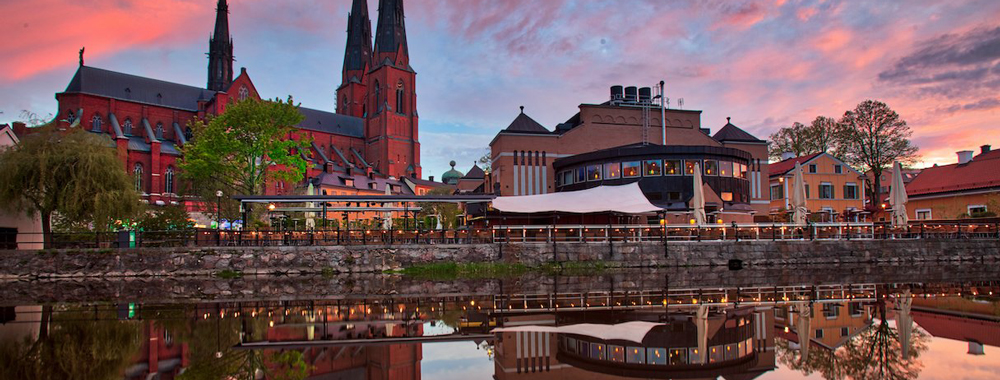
891;161;909;227
305;183;315;229
692;163;707;225
796;301;811;364
382;185;393;230
792;161;808;225
695;305;708;364
899;289;913;358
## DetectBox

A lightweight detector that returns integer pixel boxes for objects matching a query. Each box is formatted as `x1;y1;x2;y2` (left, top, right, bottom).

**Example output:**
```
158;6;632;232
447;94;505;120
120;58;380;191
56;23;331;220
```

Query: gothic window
396;81;405;114
184;127;193;141
66;110;76;124
123;119;134;135
373;80;381;113
133;163;144;193
155;122;164;139
342;96;348;112
238;85;249;101
91;114;102;132
164;167;174;194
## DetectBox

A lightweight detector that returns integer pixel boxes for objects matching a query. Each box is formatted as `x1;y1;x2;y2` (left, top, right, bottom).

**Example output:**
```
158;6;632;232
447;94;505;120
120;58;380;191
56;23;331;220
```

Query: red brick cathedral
23;0;425;213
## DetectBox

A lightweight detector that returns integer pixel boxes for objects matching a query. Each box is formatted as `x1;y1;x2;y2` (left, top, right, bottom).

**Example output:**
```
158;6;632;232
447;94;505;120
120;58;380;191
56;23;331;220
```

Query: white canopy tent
491;182;662;214
493;321;662;344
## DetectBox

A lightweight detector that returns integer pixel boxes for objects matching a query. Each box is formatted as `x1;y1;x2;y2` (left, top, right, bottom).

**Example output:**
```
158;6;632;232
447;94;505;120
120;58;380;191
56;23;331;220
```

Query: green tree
0;125;141;247
838;100;919;205
768;116;841;161
180;97;310;224
418;187;461;229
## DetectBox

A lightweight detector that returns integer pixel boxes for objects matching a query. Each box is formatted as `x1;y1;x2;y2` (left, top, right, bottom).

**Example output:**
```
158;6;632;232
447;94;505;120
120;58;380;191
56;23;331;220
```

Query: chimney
957;150;974;164
781;151;795;161
428;175;435;182
981;145;991;154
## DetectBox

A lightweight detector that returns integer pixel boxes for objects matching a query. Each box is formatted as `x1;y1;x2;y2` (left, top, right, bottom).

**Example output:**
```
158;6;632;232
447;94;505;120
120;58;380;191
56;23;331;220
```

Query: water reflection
0;279;997;379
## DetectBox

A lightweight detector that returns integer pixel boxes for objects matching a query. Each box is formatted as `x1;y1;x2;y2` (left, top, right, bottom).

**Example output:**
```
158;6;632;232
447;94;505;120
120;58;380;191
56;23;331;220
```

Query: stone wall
0;239;997;279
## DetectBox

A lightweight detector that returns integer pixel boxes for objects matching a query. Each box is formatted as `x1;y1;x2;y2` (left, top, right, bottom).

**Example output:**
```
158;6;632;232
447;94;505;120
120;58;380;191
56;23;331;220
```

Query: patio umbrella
691;163;707;225
898;289;913;358
382;185;393;230
305;183;315;229
890;161;909;227
791;162;808;225
695;305;708;364
796;301;811;364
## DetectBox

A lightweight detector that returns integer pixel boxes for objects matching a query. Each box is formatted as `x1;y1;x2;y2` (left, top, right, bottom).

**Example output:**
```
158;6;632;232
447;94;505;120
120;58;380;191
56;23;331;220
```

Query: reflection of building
768;152;866;221
487;87;770;221
493;307;775;379
774;301;872;351
910;296;1000;355
905;145;1000;220
0;125;43;249
125;321;188;380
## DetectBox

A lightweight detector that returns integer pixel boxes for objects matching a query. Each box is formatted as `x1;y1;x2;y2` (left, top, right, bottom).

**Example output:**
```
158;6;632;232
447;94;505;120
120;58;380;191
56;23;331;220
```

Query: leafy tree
180;96;310;224
838;100;919;204
768;116;841;161
0;125;141;247
478;148;492;174
418;187;461;229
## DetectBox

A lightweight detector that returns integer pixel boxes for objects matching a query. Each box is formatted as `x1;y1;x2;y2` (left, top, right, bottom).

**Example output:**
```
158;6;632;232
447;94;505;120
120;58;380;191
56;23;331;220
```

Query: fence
5;221;1000;250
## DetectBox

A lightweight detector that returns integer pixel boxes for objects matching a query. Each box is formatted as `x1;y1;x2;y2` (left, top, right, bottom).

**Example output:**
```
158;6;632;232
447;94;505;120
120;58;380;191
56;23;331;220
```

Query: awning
493;321;662;343
492;182;661;214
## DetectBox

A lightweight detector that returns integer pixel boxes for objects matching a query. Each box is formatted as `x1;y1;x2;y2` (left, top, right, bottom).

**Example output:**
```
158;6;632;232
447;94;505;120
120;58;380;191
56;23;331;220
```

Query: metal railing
3;221;998;250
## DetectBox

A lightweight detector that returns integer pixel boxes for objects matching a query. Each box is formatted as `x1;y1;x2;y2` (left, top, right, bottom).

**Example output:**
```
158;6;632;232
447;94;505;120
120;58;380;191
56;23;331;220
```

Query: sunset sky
2;0;1000;178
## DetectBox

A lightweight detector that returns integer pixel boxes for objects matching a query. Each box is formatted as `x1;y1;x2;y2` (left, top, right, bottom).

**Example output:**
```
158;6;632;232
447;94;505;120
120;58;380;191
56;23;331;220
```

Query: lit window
704;160;718;176
669;348;688;365
609;345;625;362
643;160;661;176
685;160;698;175
622;161;641;178
721;192;733;202
647;348;667;365
720;161;733;177
587;164;602;181
664;160;681;175
688;347;702;365
590;343;606;360
604;162;621;179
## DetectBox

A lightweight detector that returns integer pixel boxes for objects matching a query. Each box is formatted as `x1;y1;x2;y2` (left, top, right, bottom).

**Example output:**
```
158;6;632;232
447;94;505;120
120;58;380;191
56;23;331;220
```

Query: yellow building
768;152;866;222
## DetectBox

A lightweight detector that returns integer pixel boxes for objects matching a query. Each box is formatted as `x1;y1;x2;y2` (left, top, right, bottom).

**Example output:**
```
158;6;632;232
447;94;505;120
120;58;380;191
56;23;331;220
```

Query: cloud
878;26;1000;95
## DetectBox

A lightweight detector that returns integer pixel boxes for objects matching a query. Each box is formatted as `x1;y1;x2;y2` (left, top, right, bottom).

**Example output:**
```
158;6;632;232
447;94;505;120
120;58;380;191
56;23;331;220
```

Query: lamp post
216;190;223;246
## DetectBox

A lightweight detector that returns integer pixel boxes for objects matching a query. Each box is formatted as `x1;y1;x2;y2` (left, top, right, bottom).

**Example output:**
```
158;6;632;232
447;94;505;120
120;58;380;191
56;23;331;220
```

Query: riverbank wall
0;239;997;279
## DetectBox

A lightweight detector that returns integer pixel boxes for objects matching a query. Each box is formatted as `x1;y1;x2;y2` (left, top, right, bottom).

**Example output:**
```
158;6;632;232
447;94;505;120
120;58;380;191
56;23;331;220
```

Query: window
342;96;348;112
721;192;733;202
590;343;606;360
834;164;843;174
155;122;164;139
647;348;667;365
719;161;733;177
738;162;748;179
850;302;864;316
238;85;249;100
609;345;625;362
164;167;174;194
969;205;988;216
622;161;641;178
576;167;586;183
66;110;76;124
805;184;810;199
396;82;405;114
685;160;698;175
823;303;840;318
770;184;784;200
373;80;381;112
123;119;133;135
841;327;850;337
626;347;646;364
643;160;661;176
670;348;688;365
133;163;143;193
709;345;724;363
815;329;824;339
687;347;702;365
844;183;858;199
703;160;718;176
664;160;681;175
587;164;602;181
91;114;103;132
916;209;932;220
809;164;817;173
604;162;621;179
819;182;834;199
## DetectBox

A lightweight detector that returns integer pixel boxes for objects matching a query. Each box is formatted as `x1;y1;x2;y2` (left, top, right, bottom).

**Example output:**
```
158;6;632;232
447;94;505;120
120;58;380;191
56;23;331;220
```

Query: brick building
487;85;770;222
14;0;436;223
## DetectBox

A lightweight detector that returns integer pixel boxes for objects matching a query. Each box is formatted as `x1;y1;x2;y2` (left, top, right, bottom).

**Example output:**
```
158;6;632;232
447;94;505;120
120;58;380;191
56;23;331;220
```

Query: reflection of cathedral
492;307;776;379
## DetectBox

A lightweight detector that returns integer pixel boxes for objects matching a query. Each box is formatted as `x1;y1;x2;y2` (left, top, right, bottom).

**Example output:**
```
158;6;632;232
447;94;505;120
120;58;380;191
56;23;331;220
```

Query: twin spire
207;0;234;92
343;0;410;84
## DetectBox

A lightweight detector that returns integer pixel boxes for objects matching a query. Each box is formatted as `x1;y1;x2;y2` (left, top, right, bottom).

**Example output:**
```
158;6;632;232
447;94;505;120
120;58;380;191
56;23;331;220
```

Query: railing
3;221;998;250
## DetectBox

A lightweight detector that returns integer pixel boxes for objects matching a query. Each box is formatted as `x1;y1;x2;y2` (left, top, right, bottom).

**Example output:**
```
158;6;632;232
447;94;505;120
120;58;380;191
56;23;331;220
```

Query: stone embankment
0;239;997;279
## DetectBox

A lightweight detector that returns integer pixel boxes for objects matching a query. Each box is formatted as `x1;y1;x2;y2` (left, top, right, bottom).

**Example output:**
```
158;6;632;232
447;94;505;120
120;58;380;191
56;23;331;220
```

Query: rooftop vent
981;145;992;154
957;150;974;164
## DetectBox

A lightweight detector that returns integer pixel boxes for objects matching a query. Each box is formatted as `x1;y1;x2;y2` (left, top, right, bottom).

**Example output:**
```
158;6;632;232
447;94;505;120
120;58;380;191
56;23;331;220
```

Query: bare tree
837;100;919;205
768;116;841;161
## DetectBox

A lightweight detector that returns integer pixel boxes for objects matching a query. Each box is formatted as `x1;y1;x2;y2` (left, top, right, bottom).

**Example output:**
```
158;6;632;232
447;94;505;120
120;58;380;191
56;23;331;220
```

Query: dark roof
713;118;763;143
373;0;408;57
297;107;364;138
343;0;372;73
906;149;1000;196
768;152;823;177
503;111;550;134
462;164;486;180
63;66;216;111
127;136;151;152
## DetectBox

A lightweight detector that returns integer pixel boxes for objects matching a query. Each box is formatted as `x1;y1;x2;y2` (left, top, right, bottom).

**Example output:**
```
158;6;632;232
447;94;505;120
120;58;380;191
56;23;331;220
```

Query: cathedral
26;0;431;215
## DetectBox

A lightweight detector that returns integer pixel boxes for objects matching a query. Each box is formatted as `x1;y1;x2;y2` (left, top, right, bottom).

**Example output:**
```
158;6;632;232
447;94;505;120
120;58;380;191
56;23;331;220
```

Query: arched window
66;110;76;124
155;122;164;140
164;167;174;194
238;85;249;101
342;96;348;112
123;118;133;135
91;114;102;132
396;81;405;114
373;80;380;113
133;163;143;193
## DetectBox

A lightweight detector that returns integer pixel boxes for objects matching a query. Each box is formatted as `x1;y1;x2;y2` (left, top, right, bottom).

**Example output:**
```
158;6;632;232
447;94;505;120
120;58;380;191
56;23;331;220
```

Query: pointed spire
343;0;372;82
208;0;234;91
373;0;409;66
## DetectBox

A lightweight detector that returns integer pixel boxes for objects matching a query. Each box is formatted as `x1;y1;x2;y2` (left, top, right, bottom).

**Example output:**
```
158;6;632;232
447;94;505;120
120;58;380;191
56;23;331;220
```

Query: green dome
442;160;462;185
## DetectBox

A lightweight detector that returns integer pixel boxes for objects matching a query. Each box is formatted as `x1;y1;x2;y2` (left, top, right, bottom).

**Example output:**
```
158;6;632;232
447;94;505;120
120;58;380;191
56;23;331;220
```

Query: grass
216;269;243;279
394;261;613;280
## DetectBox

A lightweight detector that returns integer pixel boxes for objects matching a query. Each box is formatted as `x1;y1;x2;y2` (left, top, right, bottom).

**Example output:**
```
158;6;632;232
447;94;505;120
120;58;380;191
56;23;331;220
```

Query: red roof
911;309;1000;348
906;150;1000;196
768;153;823;177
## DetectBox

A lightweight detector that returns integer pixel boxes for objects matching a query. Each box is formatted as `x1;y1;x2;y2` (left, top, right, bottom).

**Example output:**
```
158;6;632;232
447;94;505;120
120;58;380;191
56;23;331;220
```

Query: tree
768;116;841;161
837;100;919;205
477;148;492;174
180;97;310;223
0;125;141;247
418;187;461;229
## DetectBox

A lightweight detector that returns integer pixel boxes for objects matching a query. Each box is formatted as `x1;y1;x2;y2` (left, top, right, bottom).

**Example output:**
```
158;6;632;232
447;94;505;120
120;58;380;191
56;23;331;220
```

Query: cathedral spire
373;0;409;67
342;0;372;84
208;0;234;92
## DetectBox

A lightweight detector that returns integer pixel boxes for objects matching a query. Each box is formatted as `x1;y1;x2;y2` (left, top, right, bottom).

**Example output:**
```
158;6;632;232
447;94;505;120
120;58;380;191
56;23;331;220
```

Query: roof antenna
79;47;85;66
678;98;684;110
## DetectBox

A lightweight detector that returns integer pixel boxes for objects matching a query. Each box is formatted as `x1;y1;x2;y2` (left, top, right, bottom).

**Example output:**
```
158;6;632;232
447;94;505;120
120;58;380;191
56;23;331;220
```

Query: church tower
337;0;372;118
366;0;420;179
207;0;234;92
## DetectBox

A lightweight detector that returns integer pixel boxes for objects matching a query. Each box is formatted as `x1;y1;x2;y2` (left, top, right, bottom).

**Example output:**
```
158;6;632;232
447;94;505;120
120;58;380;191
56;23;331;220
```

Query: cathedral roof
297;107;364;138
63;66;216;111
